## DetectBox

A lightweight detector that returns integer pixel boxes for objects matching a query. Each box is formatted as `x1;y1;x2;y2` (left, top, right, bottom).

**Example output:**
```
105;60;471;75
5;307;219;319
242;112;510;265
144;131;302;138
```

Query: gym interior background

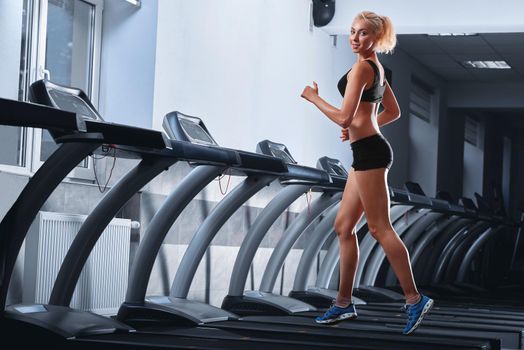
1;0;523;310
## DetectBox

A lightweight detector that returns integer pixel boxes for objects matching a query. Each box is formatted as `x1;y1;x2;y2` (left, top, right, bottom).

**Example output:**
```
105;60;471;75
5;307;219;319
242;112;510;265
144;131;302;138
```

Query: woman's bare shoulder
350;60;374;79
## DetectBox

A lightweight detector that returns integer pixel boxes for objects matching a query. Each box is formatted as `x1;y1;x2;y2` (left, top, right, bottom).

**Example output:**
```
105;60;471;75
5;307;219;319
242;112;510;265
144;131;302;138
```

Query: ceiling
396;33;524;82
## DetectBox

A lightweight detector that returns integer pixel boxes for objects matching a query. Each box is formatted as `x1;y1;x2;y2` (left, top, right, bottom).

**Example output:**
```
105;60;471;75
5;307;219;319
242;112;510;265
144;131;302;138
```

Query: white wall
98;0;158;127
153;0;355;169
0;1;24;99
323;0;524;35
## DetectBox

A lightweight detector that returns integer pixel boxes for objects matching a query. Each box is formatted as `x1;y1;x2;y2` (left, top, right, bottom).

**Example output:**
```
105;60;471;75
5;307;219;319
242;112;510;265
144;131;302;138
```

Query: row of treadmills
0;79;523;349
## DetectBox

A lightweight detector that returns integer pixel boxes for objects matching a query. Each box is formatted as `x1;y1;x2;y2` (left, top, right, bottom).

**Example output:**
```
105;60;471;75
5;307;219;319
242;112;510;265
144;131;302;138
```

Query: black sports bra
337;60;386;103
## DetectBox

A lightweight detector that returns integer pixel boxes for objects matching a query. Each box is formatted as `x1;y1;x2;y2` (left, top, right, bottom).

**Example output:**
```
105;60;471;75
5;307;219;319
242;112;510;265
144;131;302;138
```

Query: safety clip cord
91;144;117;193
306;188;313;217
216;168;232;195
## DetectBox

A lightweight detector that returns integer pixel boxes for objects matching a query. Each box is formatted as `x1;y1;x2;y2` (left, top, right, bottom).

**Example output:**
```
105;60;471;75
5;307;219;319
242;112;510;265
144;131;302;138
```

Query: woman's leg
353;168;419;302
334;168;365;305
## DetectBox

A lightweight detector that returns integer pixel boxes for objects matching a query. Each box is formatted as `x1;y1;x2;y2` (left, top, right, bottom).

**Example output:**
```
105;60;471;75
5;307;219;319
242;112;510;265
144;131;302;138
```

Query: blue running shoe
403;294;433;335
315;303;357;324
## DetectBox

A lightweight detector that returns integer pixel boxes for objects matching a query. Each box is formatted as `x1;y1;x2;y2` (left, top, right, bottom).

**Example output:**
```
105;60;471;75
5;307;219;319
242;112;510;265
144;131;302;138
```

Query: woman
300;10;433;335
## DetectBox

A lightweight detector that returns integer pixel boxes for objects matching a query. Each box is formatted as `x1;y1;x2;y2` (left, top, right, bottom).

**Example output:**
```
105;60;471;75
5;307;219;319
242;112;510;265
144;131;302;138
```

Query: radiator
23;211;131;315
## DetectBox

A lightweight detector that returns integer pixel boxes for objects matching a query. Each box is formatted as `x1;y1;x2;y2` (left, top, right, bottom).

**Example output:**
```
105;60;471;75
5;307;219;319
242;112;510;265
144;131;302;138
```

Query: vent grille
409;79;433;123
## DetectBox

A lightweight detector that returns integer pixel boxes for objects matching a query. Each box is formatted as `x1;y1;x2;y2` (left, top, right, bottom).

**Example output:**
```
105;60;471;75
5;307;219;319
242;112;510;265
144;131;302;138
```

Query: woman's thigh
335;168;365;235
353;167;392;229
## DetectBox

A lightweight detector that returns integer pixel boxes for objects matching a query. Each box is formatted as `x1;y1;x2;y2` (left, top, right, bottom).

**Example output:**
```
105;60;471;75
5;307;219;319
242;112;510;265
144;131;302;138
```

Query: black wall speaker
312;0;335;27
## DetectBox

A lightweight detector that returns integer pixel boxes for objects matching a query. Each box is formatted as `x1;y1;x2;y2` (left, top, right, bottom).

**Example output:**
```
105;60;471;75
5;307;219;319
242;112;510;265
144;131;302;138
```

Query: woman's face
349;19;377;54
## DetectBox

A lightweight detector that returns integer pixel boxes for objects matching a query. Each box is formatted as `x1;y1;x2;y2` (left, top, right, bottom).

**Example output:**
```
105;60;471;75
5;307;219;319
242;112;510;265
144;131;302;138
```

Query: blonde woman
301;11;433;335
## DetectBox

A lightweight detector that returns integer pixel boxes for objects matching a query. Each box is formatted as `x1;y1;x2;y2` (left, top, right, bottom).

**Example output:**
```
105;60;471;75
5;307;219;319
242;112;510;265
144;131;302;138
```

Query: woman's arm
301;62;370;128
377;80;401;127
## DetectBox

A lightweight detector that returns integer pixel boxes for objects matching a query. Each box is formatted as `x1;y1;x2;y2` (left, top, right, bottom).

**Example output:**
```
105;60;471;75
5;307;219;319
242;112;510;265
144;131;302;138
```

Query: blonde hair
355;11;396;54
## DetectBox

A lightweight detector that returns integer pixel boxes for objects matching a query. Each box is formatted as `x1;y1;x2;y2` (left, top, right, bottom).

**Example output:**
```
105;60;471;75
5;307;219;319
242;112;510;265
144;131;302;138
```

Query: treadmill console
256;140;297;165
30;80;103;121
163;111;219;146
48;90;100;120
316;156;348;177
29;79;169;150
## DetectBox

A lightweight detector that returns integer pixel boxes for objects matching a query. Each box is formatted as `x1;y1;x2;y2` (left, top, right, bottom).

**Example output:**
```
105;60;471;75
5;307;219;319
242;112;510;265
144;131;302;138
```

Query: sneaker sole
404;299;434;335
315;312;358;325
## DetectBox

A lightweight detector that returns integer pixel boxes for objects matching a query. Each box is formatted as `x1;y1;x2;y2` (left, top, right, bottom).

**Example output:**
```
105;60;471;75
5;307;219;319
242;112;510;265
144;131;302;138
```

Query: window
464;116;479;146
0;126;27;168
2;0;103;179
409;78;433;123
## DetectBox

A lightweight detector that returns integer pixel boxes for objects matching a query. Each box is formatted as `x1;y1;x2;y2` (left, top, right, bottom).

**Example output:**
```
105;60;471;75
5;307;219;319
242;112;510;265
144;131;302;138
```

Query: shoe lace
325;301;339;317
402;304;417;322
324;300;353;318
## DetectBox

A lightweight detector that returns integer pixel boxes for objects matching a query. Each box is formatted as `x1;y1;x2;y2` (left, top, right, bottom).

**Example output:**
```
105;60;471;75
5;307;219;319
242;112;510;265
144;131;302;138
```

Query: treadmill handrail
280;164;331;184
0;97;84;131
84;119;169;150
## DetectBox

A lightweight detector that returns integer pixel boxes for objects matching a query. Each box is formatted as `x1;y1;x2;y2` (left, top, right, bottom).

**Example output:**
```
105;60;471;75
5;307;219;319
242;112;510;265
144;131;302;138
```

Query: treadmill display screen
268;143;295;164
179;117;217;146
48;89;100;120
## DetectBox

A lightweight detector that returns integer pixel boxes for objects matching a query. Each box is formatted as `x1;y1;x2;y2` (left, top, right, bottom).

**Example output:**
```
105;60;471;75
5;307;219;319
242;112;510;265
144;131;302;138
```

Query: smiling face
349;18;379;54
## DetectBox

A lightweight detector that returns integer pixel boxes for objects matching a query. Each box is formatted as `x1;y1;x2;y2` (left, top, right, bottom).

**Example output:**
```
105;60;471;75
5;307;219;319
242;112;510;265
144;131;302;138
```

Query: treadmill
0;89;173;347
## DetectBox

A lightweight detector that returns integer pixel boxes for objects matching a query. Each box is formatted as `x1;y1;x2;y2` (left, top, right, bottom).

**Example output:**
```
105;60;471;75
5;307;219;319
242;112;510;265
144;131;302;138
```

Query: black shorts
350;134;393;171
